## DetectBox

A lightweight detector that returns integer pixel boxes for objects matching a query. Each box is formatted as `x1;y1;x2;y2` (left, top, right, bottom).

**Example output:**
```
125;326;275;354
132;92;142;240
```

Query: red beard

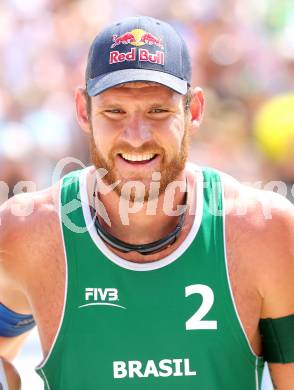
89;129;189;202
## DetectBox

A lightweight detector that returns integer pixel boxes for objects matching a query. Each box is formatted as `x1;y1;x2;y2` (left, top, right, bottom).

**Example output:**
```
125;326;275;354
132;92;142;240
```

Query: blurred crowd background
1;1;293;388
0;0;294;203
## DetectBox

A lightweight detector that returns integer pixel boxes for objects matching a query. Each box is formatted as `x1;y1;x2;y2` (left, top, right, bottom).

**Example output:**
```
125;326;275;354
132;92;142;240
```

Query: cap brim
87;69;188;96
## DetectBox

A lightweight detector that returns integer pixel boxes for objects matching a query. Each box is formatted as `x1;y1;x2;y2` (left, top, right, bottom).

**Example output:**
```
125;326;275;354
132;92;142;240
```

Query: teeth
121;153;155;162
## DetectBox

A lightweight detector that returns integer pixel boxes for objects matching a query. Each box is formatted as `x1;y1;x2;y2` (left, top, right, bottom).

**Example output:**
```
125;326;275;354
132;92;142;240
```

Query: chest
29;228;262;358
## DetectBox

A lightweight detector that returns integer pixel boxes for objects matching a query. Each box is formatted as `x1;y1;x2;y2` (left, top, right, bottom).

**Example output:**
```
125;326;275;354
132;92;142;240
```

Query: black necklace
89;179;188;255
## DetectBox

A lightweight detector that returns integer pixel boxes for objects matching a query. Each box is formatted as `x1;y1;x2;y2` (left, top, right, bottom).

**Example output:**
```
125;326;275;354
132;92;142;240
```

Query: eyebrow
94;99;125;109
96;98;176;107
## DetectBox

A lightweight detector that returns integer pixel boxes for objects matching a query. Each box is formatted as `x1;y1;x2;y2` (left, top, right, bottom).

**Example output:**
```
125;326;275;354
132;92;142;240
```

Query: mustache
109;142;164;156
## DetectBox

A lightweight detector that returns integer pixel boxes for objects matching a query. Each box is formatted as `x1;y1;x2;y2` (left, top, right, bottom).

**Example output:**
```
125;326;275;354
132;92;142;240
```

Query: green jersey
36;165;264;389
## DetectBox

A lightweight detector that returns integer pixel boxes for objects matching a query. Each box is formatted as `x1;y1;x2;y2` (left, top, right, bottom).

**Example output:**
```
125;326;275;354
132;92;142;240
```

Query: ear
75;87;91;134
189;87;205;129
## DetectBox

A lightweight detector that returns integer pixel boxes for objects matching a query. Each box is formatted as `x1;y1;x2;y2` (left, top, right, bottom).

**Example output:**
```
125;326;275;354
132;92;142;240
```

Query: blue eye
106;109;123;114
150;108;168;113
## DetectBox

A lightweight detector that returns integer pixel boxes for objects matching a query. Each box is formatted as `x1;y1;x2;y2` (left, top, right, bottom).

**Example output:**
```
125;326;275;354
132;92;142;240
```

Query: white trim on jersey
255;358;260;390
37;368;51;390
80;163;203;271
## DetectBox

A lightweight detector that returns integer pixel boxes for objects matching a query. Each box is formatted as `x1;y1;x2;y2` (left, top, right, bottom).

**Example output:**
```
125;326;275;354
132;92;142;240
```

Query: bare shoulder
0;181;62;274
221;171;294;316
221;171;294;250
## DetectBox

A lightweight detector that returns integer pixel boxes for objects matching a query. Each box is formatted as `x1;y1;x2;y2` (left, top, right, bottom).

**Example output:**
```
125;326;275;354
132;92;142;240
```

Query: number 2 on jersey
185;284;218;330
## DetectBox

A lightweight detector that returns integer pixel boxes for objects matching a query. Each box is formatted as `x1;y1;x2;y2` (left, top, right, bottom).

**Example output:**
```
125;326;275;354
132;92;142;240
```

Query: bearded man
0;16;293;390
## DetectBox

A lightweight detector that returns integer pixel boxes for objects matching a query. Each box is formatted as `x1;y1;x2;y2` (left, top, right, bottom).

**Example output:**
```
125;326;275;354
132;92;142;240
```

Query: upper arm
259;193;294;388
0;198;36;359
0;196;34;313
0;185;60;360
260;193;294;318
221;177;294;387
0;181;60;311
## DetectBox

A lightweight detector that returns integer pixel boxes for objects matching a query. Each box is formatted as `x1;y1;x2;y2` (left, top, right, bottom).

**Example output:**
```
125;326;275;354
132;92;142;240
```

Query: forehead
93;82;182;104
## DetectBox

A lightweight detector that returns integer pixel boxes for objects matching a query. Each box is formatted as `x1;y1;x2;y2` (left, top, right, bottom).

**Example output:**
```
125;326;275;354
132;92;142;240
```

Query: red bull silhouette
139;33;163;49
111;33;136;49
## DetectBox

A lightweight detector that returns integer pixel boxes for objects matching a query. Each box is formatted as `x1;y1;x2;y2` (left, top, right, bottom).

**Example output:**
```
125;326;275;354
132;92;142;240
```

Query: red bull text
109;48;164;65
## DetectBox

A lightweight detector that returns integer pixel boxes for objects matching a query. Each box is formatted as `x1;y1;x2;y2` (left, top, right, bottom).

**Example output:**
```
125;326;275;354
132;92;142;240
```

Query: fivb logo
78;288;126;309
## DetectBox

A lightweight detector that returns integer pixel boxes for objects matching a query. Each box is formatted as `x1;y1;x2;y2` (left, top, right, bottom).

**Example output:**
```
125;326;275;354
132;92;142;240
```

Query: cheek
91;122;116;155
158;119;185;152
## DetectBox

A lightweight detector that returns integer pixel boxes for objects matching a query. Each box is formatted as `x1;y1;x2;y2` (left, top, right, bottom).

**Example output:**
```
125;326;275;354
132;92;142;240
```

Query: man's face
88;83;190;200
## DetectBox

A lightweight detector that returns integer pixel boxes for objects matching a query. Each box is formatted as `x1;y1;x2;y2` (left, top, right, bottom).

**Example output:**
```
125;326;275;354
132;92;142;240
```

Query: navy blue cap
86;16;192;96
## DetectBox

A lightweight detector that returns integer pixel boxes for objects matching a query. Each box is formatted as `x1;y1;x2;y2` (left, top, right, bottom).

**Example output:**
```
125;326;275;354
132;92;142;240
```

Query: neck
89;169;190;245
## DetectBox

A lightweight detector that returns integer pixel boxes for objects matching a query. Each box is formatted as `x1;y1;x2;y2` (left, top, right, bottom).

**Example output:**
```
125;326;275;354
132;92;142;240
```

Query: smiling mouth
118;153;158;164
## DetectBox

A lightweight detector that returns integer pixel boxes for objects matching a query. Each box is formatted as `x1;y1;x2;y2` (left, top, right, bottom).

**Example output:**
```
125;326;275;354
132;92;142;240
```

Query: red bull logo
109;28;165;66
111;32;136;48
139;32;163;49
111;29;164;49
110;48;164;65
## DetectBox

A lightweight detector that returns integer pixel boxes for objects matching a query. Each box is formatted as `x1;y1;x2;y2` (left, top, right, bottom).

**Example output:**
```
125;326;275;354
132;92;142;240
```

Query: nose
121;113;152;148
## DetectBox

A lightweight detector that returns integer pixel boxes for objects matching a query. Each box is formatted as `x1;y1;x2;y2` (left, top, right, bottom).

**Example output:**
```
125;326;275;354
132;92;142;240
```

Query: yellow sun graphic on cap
130;29;146;46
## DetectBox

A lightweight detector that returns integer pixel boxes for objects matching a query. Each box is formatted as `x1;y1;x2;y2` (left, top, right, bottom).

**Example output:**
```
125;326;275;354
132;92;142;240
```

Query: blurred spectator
0;123;35;201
